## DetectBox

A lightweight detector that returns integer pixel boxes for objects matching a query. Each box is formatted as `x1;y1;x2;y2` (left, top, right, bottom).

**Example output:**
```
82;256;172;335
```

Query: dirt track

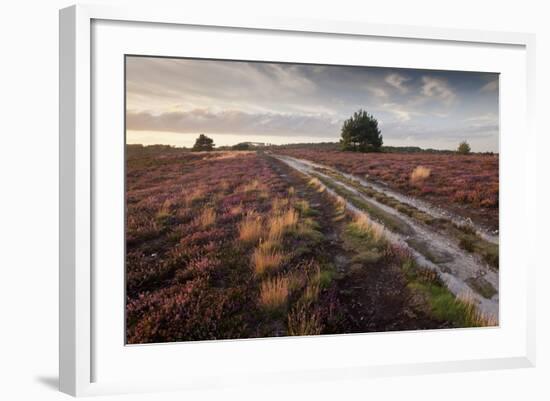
271;154;499;319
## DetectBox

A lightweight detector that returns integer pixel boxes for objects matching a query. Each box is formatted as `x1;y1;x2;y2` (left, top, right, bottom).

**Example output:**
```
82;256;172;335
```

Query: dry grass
258;238;280;252
293;199;311;216
242;179;266;193
352;213;385;242
302;264;321;304
288;303;322;336
334;195;347;214
287;272;306;294
272;197;290;212
303;281;320;304
259;276;289;311
251;247;285;276
229;204;244;216
156;199;172;220
267;209;299;241
211;150;254;160
196;207;216;228
307;177;325;192
238;213;264;243
456;292;498;327
182;187;205;207
410;165;431;185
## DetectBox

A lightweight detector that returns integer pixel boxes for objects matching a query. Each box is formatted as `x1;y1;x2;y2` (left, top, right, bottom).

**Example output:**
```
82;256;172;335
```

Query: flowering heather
126;145;311;343
126;145;495;343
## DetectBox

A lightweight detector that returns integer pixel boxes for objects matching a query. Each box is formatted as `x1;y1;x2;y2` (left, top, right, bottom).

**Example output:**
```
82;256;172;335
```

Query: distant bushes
457;141;471;155
192;134;215;151
232;142;252;151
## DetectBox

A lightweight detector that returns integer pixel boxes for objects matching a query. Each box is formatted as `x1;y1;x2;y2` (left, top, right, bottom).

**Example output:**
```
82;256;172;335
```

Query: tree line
190;108;473;154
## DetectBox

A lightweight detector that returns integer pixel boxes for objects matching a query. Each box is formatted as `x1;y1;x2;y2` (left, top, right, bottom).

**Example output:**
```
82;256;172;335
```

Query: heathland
126;143;498;344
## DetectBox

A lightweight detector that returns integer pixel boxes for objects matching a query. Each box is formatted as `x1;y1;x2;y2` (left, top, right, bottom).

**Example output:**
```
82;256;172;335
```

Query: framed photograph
60;4;536;396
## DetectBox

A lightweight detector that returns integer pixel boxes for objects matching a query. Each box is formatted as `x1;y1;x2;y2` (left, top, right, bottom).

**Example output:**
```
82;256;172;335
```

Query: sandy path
272;154;499;319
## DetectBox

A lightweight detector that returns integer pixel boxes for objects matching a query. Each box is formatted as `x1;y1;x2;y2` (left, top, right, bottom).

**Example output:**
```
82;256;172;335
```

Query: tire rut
272;154;499;319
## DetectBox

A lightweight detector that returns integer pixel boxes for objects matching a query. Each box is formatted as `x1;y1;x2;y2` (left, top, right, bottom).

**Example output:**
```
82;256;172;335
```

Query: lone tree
340;109;383;152
192;134;215;152
457;141;471;155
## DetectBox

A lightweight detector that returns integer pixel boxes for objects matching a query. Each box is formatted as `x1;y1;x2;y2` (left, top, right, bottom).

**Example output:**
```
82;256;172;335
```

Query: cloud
420;76;456;105
381;120;498;141
480;80;498;92
127;108;343;137
378;102;421;122
466;113;498;123
366;86;389;98
125;57;499;151
385;73;410;94
465;113;499;135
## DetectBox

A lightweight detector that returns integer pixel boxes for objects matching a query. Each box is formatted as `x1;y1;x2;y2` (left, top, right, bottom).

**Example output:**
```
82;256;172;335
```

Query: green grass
343;222;382;248
318;266;337;289
402;259;492;327
351;250;384;265
341;221;386;268
456;231;499;269
291;215;325;245
408;281;477;326
482;246;499;268
294;199;318;217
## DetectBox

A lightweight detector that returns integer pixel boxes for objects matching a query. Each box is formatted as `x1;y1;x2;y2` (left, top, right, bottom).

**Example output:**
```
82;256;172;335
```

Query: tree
340;109;383;152
457;141;471;155
192;134;215;151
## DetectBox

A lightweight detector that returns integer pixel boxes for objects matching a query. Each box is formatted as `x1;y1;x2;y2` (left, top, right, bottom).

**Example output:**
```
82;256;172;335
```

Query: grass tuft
242;179;261;192
196;207;216;228
259;276;289;312
268;209;299;241
455;292;498;326
334;195;347;215
155;199;172;224
307;177;325;192
410;166;431;185
272;197;290;212
349;214;385;243
238;213;263;243
293;199;312;216
288;303;322;336
252;247;285;276
182;188;205;207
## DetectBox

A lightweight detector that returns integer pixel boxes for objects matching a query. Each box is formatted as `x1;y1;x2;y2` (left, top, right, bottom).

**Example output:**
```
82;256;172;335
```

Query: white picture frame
59;4;536;397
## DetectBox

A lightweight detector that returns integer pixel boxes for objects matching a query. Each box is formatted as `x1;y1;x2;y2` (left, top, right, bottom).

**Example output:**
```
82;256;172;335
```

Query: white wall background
0;0;547;400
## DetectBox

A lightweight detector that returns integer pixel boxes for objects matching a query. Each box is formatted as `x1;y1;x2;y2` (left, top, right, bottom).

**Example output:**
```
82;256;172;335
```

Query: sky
126;56;499;152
